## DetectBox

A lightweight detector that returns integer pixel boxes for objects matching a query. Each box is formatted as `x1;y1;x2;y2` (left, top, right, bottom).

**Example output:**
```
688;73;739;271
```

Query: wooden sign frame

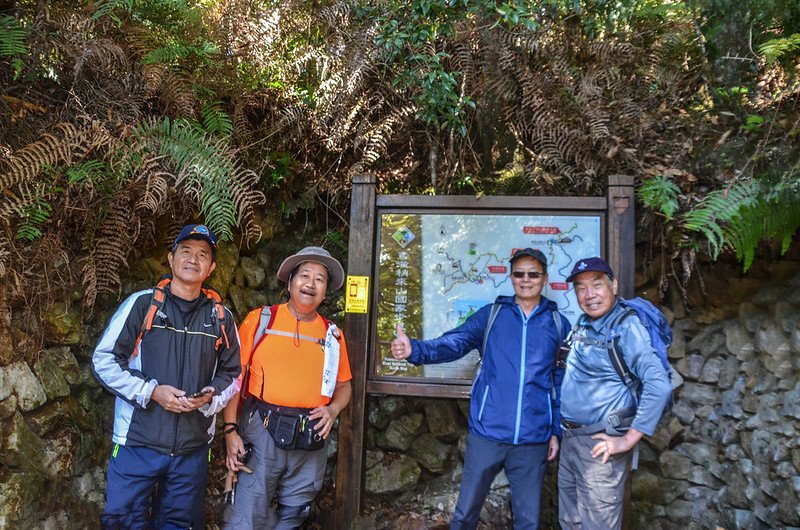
334;174;635;527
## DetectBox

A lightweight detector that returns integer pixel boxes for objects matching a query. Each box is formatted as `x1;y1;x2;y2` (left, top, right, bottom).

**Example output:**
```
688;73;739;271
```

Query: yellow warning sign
345;276;369;314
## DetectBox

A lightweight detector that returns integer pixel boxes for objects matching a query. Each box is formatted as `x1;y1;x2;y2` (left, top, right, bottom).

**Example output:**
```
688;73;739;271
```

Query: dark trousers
451;433;549;530
101;444;209;530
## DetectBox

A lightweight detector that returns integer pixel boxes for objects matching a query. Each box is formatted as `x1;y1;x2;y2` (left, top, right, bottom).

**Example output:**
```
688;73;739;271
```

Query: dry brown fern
1;123;80;188
82;199;138;309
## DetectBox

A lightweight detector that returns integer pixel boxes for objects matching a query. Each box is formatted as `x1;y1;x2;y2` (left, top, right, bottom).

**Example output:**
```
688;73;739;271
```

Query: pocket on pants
584;442;628;505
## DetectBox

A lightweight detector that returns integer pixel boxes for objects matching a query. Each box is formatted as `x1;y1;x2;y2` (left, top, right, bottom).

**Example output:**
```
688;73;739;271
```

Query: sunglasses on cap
511;271;545;279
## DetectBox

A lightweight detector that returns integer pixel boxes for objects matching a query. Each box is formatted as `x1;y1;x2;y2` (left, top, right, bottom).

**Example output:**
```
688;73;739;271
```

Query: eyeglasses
511;271;545;279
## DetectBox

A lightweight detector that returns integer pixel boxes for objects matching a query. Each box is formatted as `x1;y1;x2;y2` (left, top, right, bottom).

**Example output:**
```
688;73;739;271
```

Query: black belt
254;400;313;417
561;419;586;430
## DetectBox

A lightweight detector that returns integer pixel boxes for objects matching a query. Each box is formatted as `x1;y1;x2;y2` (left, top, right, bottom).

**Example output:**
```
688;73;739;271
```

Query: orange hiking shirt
238;303;352;408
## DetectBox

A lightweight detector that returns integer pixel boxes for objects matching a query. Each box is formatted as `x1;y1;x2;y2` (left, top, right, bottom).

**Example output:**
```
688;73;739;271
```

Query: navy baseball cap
566;257;615;282
172;224;218;258
510;247;548;266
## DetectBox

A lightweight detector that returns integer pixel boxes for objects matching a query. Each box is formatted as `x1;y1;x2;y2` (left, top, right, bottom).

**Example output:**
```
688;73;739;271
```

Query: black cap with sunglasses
510;248;548;269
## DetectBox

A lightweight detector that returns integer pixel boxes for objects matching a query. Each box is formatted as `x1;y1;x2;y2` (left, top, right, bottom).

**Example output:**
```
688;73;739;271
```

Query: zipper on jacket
514;303;544;444
514;307;528;444
170;296;189;455
478;385;489;420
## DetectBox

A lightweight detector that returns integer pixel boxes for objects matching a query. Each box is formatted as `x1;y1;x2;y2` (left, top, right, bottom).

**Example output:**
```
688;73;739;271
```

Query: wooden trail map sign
333;174;635;528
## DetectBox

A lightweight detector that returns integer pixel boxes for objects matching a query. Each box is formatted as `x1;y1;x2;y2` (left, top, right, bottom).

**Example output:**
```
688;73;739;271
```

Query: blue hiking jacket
560;300;671;436
407;295;570;445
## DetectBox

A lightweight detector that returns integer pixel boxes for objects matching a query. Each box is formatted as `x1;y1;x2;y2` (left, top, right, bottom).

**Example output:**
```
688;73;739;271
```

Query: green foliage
193;102;233;137
132;117;246;240
66;160;108;184
741;115;765;133
577;0;689;38
725;174;800;270
141;41;217;65
268;153;293;188
683;180;759;258
90;0;135;26
637;175;681;221
395;52;475;134
759;33;800;65
697;0;800;68
16;195;53;241
0;15;29;78
371;0;539;135
682;173;800;270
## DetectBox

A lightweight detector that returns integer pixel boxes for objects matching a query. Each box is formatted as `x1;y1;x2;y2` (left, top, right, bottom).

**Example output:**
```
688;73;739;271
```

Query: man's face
510;256;547;304
288;261;329;312
573;271;617;320
168;238;216;287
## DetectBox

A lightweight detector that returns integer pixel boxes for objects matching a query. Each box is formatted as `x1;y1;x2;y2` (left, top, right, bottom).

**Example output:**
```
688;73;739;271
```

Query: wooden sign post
334;174;635;527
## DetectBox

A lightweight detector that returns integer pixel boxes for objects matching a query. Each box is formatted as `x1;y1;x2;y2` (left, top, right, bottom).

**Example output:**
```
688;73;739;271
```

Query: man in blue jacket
558;257;671;530
92;224;241;529
391;248;570;530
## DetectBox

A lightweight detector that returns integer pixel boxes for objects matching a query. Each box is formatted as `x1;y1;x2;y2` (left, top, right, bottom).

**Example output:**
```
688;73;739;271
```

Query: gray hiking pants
223;403;327;530
557;430;631;530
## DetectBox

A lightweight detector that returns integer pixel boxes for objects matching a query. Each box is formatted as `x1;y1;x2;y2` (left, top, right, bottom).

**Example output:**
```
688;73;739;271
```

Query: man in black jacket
92;224;241;529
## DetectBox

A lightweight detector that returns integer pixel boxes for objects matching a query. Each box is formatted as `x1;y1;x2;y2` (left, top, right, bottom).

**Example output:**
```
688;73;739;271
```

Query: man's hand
309;404;338;440
178;386;214;411
224;431;250;473
151;384;193;413
590;428;644;463
547;435;559;462
390;323;411;360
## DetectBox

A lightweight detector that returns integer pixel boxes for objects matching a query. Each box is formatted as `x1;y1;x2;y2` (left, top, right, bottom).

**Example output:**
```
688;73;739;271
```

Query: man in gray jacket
558;257;671;530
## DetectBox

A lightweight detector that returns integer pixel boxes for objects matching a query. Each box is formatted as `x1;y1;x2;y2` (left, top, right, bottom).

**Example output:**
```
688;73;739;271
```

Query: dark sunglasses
511;271;544;279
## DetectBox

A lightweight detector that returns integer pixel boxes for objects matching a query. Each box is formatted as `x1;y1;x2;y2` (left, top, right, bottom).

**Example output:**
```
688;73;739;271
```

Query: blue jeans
451;433;549;530
101;444;209;529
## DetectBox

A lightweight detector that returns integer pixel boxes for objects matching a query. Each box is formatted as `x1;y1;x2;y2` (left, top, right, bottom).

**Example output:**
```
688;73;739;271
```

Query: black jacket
92;282;240;455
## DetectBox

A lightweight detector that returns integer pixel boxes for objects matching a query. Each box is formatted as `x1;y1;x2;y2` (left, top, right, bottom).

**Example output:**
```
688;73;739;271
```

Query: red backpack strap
132;277;171;357
202;286;229;350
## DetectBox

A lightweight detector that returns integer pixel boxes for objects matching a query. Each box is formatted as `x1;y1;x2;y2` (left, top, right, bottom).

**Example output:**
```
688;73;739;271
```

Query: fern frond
73;39;130;77
131;117;265;241
638;174;681;220
158;73;197;118
82;203;136;308
142;42;218;65
194;102;233;137
682;175;800;268
0;123;80;190
724;175;800;270
16;196;52;242
0;15;28;77
90;0;135;26
758;33;800;65
0;180;53;242
352;104;416;172
66;160;107;184
134;159;170;213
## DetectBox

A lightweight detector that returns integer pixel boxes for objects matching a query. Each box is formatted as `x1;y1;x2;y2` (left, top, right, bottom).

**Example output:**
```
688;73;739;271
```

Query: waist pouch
254;401;325;452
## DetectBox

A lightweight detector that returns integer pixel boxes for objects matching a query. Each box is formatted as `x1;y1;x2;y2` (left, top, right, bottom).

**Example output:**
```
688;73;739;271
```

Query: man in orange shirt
222;246;352;529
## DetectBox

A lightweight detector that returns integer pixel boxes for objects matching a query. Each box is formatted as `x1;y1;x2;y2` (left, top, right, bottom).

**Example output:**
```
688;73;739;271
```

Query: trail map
377;213;601;379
